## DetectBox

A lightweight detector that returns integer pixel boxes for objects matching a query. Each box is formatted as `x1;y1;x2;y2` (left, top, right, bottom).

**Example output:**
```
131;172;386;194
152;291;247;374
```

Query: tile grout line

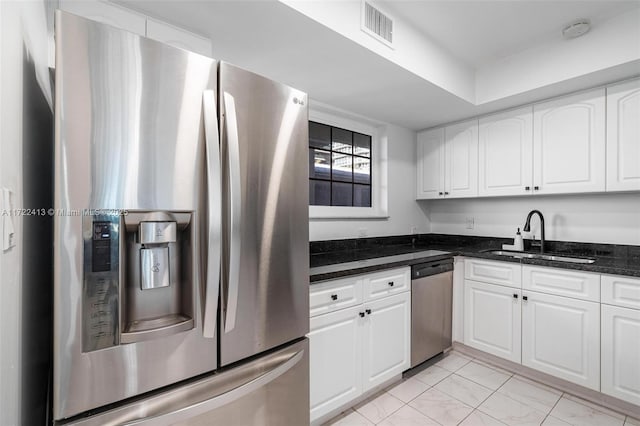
541;390;566;425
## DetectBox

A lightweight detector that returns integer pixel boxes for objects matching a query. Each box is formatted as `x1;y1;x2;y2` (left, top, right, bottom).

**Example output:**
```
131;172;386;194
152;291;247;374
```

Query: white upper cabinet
606;79;640;192
533;88;606;194
479;107;533;197
146;19;213;57
59;0;146;35
58;1;213;57
445;119;479;198
416;120;478;199
416;128;445;199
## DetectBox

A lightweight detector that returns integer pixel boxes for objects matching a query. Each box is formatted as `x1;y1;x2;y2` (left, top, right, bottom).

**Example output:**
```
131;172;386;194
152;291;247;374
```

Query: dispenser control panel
92;222;111;272
82;215;120;352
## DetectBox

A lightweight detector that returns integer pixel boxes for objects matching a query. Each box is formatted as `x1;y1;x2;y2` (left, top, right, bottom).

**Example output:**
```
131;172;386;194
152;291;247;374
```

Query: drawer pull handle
513;293;518;299
365;309;372;315
330;294;338;301
388;281;394;287
359;312;365;318
523;295;528;301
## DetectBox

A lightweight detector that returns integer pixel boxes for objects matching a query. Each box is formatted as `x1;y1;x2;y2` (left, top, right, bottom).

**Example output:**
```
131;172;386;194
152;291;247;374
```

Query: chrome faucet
523;210;545;253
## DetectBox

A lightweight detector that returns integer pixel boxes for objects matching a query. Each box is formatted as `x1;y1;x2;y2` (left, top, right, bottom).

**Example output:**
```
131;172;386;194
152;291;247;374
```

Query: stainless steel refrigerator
53;11;309;425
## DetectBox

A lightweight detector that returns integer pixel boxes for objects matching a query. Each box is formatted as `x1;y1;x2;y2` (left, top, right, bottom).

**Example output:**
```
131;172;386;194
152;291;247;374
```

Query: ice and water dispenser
82;211;195;352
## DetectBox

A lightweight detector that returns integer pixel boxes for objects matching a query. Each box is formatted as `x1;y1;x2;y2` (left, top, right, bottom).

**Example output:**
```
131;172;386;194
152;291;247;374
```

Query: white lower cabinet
521;291;600;390
464;280;521;363
601;304;640;405
463;259;604;392
309;268;411;423
362;292;411;391
309;306;362;422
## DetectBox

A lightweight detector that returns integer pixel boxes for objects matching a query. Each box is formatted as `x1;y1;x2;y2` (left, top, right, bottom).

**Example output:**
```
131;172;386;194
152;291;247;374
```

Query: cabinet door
416;128;445;199
59;0;146;35
533;88;605;194
362;292;410;392
606;79;640;192
601;304;640;406
522;291;600;390
479;107;533;197
146;19;213;57
445;120;478;198
464;280;521;363
309;306;363;422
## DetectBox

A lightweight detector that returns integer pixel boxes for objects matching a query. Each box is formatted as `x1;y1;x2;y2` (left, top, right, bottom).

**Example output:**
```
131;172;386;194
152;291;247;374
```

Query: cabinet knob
438;192;443;196
523;295;528;301
444;192;449;195
513;293;519;299
330;294;338;301
365;309;372;315
525;186;530;191
388;281;394;287
533;186;539;191
359;312;365;318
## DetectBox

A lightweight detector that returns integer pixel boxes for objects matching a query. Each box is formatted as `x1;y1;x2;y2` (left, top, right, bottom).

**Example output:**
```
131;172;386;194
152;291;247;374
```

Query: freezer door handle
202;90;221;338
123;348;305;426
222;92;241;333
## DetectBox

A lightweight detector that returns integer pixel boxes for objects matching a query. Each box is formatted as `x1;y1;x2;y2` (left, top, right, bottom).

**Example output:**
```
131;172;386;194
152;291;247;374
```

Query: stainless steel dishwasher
411;258;454;367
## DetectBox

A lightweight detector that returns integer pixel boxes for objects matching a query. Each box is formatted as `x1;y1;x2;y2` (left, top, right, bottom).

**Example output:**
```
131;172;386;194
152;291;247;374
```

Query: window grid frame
309;121;372;207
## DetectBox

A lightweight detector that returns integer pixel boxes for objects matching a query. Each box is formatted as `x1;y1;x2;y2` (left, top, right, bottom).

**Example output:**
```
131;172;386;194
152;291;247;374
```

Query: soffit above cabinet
115;0;640;130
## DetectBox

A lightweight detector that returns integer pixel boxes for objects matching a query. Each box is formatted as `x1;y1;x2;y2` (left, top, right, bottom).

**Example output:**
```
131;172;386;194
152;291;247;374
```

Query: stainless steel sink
484;250;596;264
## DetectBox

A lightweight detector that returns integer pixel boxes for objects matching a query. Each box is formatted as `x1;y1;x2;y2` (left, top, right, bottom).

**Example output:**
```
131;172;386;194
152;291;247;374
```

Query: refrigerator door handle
222;92;241;333
122;348;305;426
202;90;221;339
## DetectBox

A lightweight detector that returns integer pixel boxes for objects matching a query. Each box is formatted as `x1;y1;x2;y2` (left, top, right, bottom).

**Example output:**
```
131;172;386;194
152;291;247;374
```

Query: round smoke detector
562;19;591;39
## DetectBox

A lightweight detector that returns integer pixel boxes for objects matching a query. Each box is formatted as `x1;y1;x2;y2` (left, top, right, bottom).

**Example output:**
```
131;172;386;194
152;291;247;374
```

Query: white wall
0;1;53;425
1;3;25;424
279;0;475;103
425;193;640;246
476;8;640;104
310;124;430;241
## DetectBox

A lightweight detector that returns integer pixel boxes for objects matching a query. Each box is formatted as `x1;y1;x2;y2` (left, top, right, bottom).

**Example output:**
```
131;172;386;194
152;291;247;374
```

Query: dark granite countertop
310;234;640;283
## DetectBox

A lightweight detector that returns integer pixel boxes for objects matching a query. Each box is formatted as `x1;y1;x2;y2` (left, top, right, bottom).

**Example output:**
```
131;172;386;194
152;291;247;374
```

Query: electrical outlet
358;228;367;237
465;217;475;230
410;226;418;234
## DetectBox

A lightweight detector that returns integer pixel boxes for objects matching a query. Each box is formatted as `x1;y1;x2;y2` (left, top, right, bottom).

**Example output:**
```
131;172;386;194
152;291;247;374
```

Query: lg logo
293;97;305;106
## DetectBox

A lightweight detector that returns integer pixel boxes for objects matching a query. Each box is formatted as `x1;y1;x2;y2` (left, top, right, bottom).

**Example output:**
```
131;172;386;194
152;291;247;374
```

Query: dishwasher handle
412;259;453;279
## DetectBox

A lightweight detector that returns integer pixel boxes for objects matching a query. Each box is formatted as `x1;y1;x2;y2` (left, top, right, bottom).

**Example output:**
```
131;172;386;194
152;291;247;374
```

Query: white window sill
309;206;389;220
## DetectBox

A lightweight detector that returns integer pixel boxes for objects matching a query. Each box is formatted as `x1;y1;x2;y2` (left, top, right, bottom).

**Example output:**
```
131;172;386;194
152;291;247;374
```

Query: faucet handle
531;235;541;247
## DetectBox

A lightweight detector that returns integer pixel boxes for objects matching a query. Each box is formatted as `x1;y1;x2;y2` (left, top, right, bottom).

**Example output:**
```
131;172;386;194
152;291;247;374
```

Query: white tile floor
323;351;640;426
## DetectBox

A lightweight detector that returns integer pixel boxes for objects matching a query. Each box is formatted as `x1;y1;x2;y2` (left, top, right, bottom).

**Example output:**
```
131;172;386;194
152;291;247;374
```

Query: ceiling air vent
361;1;393;47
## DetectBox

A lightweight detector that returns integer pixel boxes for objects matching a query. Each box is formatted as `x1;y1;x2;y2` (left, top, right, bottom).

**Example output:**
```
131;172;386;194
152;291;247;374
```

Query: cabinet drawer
310;276;363;317
602;275;640;310
465;259;521;288
363;267;410;301
523;266;600;302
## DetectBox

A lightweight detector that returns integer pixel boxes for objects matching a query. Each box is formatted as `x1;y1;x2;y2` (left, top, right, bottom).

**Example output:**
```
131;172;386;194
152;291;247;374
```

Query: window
309;121;372;207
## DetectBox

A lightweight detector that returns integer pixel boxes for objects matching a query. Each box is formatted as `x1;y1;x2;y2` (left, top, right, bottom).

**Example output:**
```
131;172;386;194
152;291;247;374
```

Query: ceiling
378;0;640;68
118;0;640;130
